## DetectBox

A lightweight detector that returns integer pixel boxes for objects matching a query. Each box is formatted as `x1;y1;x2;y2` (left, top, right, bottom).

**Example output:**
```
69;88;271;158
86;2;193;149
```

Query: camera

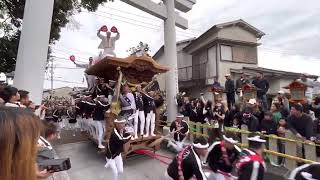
38;158;71;173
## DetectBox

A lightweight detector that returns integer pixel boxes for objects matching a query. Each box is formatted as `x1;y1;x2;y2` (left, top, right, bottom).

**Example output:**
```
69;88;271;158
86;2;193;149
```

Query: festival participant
206;135;241;180
166;137;209;180
73;57;96;92
133;85;146;139
119;84;136;116
105;117;132;180
93;95;110;149
236;135;266;180
167;114;189;152
52;105;64;139
66;106;77;137
143;90;156;137
97;27;120;57
289;163;320;180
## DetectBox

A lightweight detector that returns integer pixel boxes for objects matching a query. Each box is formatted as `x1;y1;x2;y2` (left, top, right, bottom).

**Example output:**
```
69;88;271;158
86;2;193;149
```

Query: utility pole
50;58;54;98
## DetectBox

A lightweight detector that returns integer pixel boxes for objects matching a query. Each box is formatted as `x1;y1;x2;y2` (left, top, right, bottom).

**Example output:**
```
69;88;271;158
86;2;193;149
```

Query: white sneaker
98;144;106;149
134;135;138;139
151;133;156;137
131;136;135;140
145;133;149;137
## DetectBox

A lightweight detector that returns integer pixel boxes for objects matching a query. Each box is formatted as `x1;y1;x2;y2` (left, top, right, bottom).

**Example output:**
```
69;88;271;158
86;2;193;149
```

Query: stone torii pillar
13;0;55;104
121;0;196;122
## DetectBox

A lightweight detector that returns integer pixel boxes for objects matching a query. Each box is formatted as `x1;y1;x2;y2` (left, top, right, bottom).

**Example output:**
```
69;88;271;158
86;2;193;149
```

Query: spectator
241;107;260;132
224;104;241;127
2;86;20;107
203;100;214;124
270;103;282;124
252;72;269;111
312;96;320;119
236;72;250;96
212;77;222;89
0;107;43;180
272;90;289;112
225;74;235;110
287;104;314;141
18;90;31;108
0;83;5;106
260;111;277;135
303;104;316;121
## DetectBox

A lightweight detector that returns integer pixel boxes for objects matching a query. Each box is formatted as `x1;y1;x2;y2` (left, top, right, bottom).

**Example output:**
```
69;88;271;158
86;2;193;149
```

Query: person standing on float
73;57;95;93
97;26;120;58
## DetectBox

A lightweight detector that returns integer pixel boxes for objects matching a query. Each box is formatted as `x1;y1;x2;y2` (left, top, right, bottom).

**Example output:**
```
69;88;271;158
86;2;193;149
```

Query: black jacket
134;92;144;111
167;146;207;180
170;120;189;141
287;114;314;140
82;101;95;119
252;78;269;97
241;115;260;132
92;100;110;121
207;141;241;173
236;78;250;92
225;79;235;94
260;119;278;135
106;128;131;159
237;149;265;180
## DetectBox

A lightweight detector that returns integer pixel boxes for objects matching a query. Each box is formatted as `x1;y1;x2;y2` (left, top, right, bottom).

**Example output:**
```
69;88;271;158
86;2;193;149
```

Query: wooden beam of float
86;55;169;84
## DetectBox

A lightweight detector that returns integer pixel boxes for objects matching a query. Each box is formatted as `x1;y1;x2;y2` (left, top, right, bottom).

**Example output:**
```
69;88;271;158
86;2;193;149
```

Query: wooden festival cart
284;80;308;104
86;55;169;158
242;83;257;102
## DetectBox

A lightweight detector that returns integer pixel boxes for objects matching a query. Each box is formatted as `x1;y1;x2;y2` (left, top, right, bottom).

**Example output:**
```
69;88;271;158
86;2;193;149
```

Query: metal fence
188;121;319;172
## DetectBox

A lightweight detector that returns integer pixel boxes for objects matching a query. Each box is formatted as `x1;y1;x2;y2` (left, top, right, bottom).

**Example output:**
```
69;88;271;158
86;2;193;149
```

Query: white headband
114;119;126;123
192;143;209;149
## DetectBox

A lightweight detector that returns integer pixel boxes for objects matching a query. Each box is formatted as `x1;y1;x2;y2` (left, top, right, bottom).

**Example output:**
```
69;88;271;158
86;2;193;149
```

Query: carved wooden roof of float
86;55;169;84
283;81;308;90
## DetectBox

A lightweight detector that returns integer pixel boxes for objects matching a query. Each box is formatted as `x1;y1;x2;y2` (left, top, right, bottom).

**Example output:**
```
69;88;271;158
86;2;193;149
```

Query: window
220;45;233;61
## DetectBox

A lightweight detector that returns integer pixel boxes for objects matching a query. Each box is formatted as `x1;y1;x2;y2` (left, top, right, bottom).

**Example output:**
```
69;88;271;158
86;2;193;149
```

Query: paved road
54;140;287;180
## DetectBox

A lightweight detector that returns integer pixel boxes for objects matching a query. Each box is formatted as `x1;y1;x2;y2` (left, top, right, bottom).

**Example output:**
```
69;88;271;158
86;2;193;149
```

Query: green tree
0;0;114;73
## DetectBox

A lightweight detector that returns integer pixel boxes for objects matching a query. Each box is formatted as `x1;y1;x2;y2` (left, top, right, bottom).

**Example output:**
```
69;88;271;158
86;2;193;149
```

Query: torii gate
13;0;196;121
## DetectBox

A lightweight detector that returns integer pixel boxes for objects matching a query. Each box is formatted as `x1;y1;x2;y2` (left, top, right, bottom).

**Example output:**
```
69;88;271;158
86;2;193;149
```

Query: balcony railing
178;63;207;81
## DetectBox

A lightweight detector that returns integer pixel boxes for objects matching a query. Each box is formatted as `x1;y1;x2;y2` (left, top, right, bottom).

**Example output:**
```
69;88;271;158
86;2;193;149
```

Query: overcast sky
45;0;320;89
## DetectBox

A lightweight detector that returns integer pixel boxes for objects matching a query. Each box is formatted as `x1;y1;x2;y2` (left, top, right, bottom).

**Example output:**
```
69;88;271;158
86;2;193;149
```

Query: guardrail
187;121;319;170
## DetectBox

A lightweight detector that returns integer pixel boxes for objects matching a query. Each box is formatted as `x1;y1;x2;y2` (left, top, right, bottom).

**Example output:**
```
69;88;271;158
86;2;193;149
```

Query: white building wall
217;26;257;43
218;61;257;86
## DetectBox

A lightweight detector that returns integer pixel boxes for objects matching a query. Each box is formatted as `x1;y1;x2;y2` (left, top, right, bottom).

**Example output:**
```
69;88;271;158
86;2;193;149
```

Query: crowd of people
0;83;65;179
2;67;320;180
